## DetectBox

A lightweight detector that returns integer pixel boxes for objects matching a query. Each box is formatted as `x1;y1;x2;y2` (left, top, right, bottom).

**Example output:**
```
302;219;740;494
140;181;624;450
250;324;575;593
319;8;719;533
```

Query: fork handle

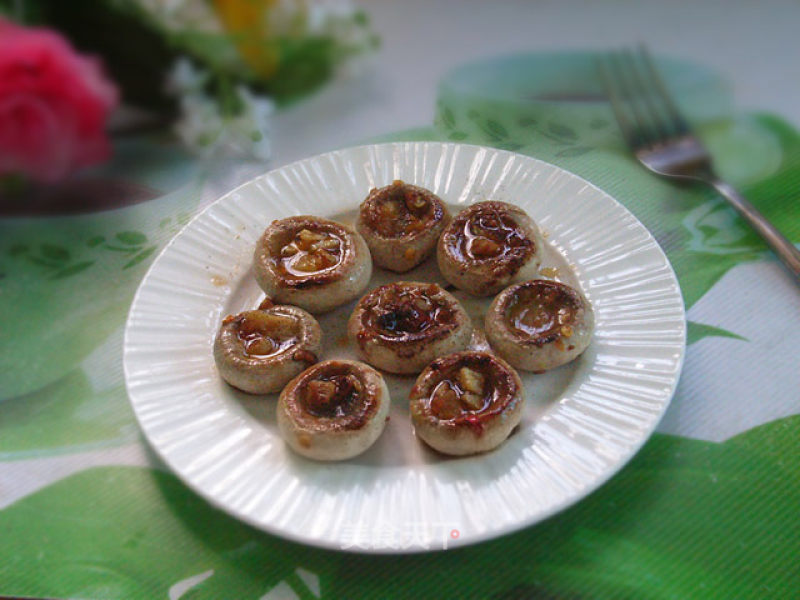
711;178;800;282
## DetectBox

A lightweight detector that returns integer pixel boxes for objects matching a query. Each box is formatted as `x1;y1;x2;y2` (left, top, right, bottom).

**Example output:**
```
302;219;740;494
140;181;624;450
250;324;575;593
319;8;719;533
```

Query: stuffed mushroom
277;360;390;461
437;201;543;296
356;180;450;272
409;351;524;456
253;215;372;314
213;299;321;394
348;281;472;375
485;279;594;372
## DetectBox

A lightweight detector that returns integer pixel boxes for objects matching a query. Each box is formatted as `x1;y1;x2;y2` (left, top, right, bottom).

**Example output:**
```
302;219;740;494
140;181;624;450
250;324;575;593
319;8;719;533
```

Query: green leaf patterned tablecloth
1;54;799;598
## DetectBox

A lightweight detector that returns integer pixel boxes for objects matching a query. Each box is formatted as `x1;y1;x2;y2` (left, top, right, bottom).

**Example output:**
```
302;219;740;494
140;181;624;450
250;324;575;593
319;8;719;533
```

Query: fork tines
597;46;691;149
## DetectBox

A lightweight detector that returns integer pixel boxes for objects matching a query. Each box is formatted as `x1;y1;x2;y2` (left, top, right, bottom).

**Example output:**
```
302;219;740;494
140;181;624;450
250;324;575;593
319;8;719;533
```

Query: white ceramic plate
124;142;685;553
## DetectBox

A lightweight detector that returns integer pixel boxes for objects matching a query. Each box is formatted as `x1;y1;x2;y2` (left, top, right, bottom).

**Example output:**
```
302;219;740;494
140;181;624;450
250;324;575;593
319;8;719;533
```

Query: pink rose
0;18;119;183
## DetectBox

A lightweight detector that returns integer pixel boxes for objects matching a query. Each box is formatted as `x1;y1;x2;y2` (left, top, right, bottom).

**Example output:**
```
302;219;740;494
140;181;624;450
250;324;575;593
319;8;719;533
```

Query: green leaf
115;231;147;246
26;256;59;269
687;321;748;345
548;122;578;141
448;131;469;141
556;146;593;157
86;236;105;248
8;244;28;256
40;244;70;263
102;245;138;253
353;9;369;26
485;120;509;140
47;261;95;280
123;246;157;270
262;37;337;104
518;117;537;128
467;109;480;120
440;107;456;129
590;118;610;129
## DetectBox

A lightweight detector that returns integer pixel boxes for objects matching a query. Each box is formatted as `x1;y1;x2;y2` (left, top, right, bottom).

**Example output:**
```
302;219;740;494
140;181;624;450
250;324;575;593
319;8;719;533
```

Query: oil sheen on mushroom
437;201;543;296
357;180;450;272
347;281;472;374
409;351;524;455
214;299;322;394
253;216;372;314
486;279;594;372
277;360;390;461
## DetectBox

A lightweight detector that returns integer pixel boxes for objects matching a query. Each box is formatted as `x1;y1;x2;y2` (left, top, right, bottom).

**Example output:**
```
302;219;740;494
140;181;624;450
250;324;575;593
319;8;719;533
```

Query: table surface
273;0;800;167
1;1;799;598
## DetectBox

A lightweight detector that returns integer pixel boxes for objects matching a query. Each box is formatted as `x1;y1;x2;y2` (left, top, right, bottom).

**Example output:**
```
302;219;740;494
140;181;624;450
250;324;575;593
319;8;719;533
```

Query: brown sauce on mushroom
235;312;298;358
275;227;344;277
457;204;532;263
421;354;519;431
363;181;442;238
292;362;380;430
360;283;455;344
506;281;581;346
302;373;363;418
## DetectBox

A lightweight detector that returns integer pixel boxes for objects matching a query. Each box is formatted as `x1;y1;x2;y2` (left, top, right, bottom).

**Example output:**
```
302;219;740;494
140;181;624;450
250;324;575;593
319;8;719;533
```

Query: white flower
167;60;274;161
132;0;222;32
165;58;209;95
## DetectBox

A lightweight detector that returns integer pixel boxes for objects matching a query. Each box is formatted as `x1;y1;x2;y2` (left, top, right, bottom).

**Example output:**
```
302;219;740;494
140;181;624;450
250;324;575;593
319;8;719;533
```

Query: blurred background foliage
1;0;378;113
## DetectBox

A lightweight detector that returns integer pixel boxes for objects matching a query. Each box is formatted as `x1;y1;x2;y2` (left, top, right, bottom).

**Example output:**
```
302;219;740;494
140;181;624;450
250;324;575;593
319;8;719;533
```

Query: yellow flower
211;0;284;79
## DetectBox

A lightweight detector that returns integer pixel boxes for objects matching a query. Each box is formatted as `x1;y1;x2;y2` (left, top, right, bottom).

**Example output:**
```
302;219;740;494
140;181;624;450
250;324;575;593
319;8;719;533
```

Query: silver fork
598;46;800;283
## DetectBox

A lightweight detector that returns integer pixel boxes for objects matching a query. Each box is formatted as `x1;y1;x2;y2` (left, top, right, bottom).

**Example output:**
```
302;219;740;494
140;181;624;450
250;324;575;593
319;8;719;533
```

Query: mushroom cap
437;201;543;296
277;360;390;461
409;351;524;455
347;281;473;375
356;180;450;273
486;279;594;372
213;304;322;394
253;215;372;314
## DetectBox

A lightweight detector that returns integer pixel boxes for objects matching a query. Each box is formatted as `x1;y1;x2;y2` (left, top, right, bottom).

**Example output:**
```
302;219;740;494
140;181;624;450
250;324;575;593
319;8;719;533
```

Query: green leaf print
548;122;578;141
40;244;70;263
48;261;96;280
440;107;456;130
485;120;509;140
2;416;799;599
556;146;593;157
123;246;157;269
25;255;61;269
0;369;135;457
115;231;148;246
687;321;748;345
0;467;324;599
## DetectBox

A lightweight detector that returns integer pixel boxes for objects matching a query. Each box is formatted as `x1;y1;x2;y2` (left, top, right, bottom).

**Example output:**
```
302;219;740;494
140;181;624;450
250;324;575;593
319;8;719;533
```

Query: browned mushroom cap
486;279;594;372
213;299;322;394
347;281;473;375
437;201;543;296
277;360;390;461
409;351;524;456
253;215;372;314
356;180;450;272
